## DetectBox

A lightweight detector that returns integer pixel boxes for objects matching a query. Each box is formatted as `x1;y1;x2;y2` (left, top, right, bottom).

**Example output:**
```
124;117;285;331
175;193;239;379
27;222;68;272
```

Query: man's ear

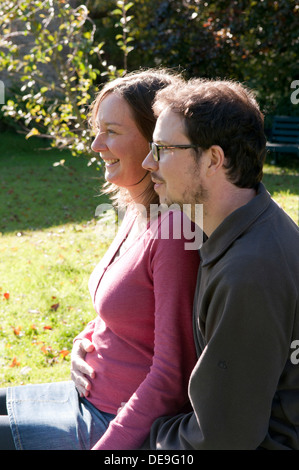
206;145;225;176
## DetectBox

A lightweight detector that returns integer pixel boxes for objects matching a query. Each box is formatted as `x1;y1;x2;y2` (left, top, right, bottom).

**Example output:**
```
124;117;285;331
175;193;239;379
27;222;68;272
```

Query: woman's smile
103;158;120;167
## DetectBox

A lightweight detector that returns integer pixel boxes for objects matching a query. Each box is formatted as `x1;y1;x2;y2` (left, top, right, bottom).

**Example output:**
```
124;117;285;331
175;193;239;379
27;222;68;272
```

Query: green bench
266;116;299;162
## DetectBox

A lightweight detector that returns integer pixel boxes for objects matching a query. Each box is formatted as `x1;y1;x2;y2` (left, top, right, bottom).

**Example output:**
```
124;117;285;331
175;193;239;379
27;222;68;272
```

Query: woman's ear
206;145;225;176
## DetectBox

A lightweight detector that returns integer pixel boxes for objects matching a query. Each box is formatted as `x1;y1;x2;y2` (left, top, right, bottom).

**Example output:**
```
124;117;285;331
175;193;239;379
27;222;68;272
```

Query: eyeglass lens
150;143;159;161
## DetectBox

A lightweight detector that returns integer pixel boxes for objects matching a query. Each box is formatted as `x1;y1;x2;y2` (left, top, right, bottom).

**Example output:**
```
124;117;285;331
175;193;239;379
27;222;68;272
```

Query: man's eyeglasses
149;142;199;162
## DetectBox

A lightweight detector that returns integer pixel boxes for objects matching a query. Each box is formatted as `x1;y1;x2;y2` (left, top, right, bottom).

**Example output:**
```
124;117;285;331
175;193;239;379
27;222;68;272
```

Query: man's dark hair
153;79;267;189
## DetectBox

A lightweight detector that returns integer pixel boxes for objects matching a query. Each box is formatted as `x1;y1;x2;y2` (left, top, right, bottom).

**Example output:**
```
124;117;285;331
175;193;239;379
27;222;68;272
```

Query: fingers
81;338;95;354
71;340;95;377
71;368;92;397
71;339;96;397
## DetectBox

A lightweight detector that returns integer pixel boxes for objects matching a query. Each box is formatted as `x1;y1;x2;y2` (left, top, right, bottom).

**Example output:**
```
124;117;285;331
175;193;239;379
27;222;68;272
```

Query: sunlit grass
263;155;299;224
0;222;112;386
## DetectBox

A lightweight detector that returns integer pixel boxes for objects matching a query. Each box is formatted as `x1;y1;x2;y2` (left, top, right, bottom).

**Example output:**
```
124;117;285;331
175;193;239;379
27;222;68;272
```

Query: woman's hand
71;339;95;398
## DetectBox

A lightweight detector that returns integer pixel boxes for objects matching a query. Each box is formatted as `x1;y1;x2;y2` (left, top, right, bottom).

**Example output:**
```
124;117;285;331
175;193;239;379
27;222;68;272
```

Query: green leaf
111;8;123;15
124;2;134;11
25;128;40;139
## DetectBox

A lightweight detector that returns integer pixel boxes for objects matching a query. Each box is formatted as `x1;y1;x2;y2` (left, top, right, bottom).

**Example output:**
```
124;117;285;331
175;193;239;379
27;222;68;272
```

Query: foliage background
0;0;298;155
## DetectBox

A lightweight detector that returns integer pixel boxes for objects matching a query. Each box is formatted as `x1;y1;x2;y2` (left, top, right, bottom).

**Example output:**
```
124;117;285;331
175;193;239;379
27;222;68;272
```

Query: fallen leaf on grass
59;349;70;358
13;326;22;336
9;357;20;367
41;344;53;355
50;303;59;311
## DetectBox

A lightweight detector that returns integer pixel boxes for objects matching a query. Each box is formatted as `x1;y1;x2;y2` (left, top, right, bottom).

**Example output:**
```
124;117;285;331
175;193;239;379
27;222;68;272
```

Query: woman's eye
94;128;115;136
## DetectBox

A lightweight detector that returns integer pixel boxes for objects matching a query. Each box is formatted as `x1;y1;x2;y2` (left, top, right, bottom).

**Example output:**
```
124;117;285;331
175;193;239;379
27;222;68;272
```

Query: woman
0;69;200;450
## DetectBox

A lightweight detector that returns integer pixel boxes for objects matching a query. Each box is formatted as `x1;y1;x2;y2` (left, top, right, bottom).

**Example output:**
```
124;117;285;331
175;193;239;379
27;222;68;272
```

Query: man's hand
71;338;95;398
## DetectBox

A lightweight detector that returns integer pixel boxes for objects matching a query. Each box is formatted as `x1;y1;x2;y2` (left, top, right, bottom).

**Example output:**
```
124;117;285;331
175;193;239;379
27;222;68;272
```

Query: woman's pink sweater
74;208;200;449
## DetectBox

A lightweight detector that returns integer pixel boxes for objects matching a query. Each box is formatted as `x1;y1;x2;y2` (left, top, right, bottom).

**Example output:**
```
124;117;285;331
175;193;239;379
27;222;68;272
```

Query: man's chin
158;195;183;211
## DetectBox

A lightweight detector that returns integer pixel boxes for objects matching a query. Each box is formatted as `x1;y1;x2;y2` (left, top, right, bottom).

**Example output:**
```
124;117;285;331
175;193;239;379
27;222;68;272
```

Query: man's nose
142;149;158;171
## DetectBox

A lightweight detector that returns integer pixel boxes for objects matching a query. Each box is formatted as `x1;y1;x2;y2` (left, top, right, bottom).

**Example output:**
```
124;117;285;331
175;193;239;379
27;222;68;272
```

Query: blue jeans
6;381;115;450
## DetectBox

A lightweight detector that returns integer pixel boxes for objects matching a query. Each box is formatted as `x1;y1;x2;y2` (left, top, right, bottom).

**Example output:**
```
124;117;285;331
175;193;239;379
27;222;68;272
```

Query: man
142;78;299;449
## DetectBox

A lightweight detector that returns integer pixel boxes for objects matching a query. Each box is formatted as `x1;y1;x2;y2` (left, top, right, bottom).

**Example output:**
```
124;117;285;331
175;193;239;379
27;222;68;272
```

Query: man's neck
203;185;257;237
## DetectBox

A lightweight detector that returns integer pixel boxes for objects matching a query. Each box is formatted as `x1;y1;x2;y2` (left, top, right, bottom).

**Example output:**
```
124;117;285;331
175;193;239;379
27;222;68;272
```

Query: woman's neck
127;171;152;206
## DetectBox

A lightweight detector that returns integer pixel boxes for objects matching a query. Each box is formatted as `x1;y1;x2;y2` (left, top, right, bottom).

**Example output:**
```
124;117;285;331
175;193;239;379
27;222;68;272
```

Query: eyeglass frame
149;142;199;162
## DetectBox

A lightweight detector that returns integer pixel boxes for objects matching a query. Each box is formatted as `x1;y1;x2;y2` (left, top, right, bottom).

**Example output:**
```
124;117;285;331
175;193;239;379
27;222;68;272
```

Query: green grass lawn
0;131;298;387
0;131;114;386
263;155;299;225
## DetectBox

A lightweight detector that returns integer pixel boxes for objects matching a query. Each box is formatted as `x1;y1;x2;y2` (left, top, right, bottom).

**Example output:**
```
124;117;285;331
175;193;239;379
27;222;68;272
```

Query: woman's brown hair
89;68;184;212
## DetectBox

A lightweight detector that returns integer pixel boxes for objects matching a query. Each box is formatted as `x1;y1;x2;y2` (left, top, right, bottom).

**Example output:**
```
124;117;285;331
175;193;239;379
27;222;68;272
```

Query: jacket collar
200;183;272;266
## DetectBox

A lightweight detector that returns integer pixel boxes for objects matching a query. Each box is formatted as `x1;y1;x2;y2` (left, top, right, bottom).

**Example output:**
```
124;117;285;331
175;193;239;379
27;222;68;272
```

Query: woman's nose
91;132;108;153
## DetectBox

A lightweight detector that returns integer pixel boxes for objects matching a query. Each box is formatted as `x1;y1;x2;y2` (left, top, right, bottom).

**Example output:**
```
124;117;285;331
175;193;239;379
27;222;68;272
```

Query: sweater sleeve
92;211;199;450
